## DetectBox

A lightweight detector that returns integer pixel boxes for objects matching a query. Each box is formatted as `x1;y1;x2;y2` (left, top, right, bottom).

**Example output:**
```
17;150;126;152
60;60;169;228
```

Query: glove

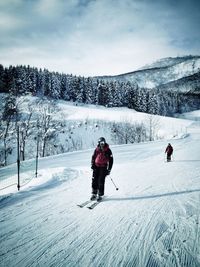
107;169;111;175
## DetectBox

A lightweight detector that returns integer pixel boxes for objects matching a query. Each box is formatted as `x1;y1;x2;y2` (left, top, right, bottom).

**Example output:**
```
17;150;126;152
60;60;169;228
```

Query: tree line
0;64;199;116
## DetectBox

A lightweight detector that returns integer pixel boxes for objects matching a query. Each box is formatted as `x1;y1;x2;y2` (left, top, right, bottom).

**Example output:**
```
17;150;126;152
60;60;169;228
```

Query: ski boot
90;194;97;201
97;195;103;202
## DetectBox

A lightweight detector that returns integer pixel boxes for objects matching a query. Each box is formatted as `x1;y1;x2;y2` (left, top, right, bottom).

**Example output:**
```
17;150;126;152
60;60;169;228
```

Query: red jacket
91;144;113;169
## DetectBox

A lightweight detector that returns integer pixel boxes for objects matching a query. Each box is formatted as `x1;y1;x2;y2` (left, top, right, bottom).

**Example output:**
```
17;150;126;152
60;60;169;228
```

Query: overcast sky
0;0;200;76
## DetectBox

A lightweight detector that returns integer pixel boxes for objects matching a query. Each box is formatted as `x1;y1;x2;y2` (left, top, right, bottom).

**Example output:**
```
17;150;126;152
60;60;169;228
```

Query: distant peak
138;55;200;71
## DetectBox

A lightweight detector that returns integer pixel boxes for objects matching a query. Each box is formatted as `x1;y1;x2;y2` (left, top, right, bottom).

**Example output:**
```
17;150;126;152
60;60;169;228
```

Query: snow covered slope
98;56;200;89
0;95;194;166
139;56;200;70
0;112;200;266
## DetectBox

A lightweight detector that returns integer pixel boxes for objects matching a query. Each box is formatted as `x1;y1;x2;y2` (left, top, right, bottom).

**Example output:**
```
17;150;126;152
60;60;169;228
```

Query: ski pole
109;176;119;191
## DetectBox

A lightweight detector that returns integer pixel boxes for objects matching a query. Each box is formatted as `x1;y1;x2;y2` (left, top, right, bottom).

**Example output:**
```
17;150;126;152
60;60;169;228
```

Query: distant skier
165;143;173;162
90;137;113;201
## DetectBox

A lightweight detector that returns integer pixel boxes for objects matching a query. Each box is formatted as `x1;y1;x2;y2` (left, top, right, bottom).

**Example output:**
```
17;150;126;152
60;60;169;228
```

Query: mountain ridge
138;55;200;70
95;55;200;90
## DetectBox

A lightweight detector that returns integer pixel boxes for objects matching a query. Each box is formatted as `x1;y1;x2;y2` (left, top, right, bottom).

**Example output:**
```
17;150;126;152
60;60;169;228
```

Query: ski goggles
99;141;105;145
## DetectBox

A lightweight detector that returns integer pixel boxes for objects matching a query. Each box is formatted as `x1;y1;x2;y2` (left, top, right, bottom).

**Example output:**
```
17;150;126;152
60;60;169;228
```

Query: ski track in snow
1;127;200;266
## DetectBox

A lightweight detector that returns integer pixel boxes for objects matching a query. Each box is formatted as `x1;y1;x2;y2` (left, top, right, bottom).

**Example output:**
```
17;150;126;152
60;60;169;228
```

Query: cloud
0;0;199;76
0;12;24;31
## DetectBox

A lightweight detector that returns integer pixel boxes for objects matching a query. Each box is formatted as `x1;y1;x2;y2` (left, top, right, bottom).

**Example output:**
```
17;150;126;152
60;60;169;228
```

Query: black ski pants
92;167;107;196
167;153;172;162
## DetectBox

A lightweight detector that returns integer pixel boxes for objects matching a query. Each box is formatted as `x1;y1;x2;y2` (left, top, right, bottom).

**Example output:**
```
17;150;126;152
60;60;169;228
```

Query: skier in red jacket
91;137;113;201
165;143;173;162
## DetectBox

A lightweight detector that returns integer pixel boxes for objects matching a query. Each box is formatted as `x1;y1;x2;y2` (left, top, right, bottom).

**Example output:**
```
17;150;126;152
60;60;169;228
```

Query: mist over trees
0;64;199;117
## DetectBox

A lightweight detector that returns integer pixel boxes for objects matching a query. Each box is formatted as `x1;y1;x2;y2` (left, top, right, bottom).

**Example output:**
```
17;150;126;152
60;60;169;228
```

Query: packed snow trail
0;125;200;266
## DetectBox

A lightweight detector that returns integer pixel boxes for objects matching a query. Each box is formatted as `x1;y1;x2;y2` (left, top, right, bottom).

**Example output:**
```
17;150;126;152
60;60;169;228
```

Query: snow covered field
0;107;200;267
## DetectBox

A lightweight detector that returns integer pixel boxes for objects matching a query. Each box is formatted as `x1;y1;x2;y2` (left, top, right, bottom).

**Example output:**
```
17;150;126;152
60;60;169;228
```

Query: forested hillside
0;64;199;116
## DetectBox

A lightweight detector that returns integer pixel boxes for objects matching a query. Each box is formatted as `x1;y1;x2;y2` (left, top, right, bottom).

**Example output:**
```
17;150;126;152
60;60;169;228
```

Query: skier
165;143;173;162
90;137;113;201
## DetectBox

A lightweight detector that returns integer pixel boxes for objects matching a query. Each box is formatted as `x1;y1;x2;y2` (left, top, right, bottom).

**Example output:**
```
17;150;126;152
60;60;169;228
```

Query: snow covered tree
123;82;138;110
26;66;37;95
18;105;33;161
145;115;160;141
43;69;52;97
1;92;18;165
0;64;6;93
76;77;86;103
50;72;61;99
35;99;61;157
97;81;109;106
111;119;147;145
85;77;95;104
147;90;159;115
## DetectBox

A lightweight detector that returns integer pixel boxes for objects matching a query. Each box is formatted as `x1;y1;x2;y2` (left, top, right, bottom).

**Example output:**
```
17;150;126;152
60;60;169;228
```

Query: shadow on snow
106;188;200;202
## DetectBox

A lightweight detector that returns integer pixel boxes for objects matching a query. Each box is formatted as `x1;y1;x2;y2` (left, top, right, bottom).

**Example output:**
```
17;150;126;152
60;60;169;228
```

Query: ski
77;197;105;209
77;200;92;208
87;200;102;209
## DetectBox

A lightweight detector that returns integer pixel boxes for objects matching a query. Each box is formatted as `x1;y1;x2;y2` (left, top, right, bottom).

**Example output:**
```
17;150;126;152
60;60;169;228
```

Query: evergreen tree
51;72;61;99
0;64;6;93
126;82;137;109
43;69;52;97
97;80;109;106
148;90;159;115
26;66;37;94
85;77;94;104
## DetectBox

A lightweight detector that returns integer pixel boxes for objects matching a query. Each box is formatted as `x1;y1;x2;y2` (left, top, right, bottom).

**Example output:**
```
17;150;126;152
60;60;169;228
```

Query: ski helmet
98;137;106;145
